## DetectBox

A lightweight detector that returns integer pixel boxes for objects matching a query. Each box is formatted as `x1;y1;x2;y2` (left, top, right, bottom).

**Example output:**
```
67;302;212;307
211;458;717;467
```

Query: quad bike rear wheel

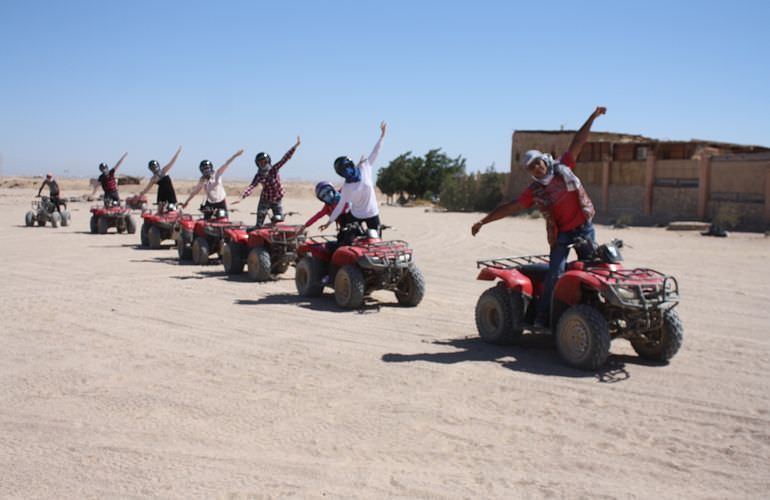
631;308;683;362
148;225;162;249
475;285;524;344
140;222;150;247
334;264;365;309
125;215;137;234
25;211;35;227
177;230;193;261
60;211;70;227
555;305;610;370
37;217;46;227
90;215;98;234
247;247;272;281
192;237;210;265
51;212;61;228
395;265;426;307
97;217;109;234
295;256;324;297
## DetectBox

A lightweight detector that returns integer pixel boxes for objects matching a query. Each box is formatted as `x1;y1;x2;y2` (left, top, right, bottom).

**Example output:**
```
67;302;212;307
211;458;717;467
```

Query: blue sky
1;0;768;180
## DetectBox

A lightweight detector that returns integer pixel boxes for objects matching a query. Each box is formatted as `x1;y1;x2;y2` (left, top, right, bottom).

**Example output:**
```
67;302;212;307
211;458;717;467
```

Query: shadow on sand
234;292;396;314
382;336;661;382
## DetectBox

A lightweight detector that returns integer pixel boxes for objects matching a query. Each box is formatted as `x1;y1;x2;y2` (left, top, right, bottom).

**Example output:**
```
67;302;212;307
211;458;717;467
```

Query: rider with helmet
320;122;386;234
471;106;606;329
137;146;182;212
37;173;64;214
180;149;244;220
304;181;353;229
91;152;128;206
234;136;301;227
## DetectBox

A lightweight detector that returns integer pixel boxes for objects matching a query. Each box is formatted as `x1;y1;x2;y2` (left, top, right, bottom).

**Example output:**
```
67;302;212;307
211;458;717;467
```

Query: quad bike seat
519;263;549;283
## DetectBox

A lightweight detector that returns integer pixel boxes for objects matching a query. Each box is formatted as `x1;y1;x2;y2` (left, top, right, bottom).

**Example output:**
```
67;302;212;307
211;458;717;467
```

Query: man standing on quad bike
91;152;128;206
233;137;301;227
181;149;244;219
320;121;387;234
37;173;64;214
471;106;606;329
137;146;182;212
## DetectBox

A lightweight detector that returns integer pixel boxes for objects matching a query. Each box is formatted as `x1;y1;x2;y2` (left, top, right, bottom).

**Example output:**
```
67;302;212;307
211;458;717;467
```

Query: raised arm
273;136;301;171
181;180;205;208
366;121;387;166
471;200;527;236
161;146;182;175
215;149;244;178
113;152;128;172
567;107;606;161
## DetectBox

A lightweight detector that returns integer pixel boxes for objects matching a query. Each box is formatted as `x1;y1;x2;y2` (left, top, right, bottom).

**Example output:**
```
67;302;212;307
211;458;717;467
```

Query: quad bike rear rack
476;254;550;269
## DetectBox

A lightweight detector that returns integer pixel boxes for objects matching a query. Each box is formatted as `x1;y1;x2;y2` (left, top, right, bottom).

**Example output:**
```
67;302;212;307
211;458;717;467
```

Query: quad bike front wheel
97;217;109;234
37;216;46;227
25;211;35;227
631;308;683;362
51;212;61;228
335;264;365;309
475;285;525;344
125;215;137;234
140;222;150;247
177;231;193;261
90;215;98;234
295;256;324;297
192;237;210;265
247;247;272;282
148;225;162;249
555;305;610;370
60;211;70;227
395;265;426;307
222;242;245;274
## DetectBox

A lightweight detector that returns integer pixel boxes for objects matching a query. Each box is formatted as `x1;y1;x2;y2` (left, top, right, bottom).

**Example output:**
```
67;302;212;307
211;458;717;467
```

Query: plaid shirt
241;145;297;202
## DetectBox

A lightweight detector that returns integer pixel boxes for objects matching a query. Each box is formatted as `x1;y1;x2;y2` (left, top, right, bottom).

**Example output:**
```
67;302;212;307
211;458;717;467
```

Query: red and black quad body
221;223;306;281
89;200;136;234
25;196;71;228
474;240;682;370
173;207;246;265
294;227;425;309
140;206;183;249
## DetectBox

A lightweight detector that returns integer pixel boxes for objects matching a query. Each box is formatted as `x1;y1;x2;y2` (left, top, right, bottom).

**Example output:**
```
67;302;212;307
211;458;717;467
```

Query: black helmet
98;162;108;172
148;160;160;174
255;152;271;167
334;156;355;178
199;160;214;177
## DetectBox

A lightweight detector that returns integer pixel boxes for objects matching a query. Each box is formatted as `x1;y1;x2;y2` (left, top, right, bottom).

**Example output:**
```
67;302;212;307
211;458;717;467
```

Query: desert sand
1;178;769;499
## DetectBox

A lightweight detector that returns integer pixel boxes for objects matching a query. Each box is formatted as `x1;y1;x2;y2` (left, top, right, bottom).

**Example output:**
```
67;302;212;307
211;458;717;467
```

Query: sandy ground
1;178;769;499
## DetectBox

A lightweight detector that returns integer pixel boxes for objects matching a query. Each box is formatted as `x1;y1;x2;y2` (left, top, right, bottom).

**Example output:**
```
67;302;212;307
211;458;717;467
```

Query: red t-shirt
516;152;586;232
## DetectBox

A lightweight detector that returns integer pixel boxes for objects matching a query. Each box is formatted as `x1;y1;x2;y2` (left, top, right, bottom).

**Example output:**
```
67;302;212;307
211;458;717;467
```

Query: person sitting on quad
471;106;606;329
137;146;182;213
180;149;243;220
320;121;386;234
37;173;64;214
91;152;128;206
232;136;301;227
304;181;361;253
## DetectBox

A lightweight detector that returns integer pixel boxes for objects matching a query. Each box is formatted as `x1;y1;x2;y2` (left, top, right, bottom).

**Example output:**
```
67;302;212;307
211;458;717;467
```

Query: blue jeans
536;222;596;323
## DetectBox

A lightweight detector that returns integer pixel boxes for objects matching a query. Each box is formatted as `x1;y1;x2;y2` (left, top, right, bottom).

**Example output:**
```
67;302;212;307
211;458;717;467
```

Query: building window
635;146;648;161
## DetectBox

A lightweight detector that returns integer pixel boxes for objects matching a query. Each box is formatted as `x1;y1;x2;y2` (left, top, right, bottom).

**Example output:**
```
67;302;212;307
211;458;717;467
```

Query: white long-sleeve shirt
328;135;383;222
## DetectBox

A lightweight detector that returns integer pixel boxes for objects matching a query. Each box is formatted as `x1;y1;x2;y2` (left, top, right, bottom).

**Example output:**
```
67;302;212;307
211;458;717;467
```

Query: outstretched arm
567;107;606;161
90;179;99;196
181;180;204;208
273;136;301;171
161;146;182;175
215;149;244;178
113;152;128;172
471;200;526;236
138;176;158;196
37;180;46;196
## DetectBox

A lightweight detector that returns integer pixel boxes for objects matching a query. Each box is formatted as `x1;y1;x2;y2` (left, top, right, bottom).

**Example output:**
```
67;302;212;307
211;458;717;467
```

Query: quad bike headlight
396;253;411;263
613;285;639;302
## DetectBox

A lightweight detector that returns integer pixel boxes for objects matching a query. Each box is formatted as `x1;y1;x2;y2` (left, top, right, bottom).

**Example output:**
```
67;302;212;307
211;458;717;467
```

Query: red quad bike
221;222;307;281
89;199;137;235
173;205;246;265
294;224;426;309
140;203;183;249
125;194;149;212
474;239;682;370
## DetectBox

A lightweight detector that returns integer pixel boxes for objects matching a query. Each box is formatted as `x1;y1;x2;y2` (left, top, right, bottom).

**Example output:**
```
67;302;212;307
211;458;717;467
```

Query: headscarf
522;149;582;191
